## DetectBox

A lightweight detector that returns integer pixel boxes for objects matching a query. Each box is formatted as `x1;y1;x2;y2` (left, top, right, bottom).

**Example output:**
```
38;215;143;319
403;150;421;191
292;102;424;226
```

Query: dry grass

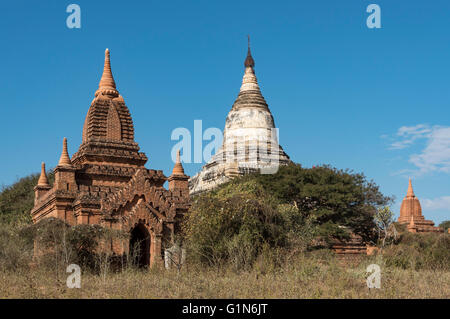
1;254;448;299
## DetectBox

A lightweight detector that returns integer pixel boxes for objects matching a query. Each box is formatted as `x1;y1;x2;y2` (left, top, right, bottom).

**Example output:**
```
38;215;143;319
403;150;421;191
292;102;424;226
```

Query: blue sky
0;0;449;224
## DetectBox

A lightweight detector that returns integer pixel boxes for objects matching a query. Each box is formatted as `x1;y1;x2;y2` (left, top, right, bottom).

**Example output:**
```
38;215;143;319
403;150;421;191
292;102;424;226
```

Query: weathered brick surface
398;179;443;233
31;49;190;267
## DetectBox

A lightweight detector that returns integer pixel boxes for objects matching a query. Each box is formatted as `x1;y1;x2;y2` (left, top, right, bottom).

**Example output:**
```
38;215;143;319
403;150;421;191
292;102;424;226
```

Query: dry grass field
1;254;448;299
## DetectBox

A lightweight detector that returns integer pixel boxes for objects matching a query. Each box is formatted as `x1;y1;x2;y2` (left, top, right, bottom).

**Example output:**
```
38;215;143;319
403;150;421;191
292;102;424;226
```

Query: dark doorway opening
129;223;150;268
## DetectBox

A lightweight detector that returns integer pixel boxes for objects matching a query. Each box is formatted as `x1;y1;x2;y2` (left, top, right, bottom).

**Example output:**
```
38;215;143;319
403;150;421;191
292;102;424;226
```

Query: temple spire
58;137;72;166
407;178;415;197
244;35;255;69
96;48;119;97
172;150;185;175
37;162;50;186
240;38;260;93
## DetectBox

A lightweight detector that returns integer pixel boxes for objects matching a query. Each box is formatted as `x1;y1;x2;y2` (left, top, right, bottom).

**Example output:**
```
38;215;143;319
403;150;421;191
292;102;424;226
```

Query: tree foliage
439;220;450;232
183;164;391;268
0;171;54;224
247;164;392;241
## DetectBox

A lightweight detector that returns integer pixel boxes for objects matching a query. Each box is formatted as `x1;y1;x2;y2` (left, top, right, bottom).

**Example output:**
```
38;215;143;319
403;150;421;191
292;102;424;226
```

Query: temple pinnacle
58;137;72;166
172;150;185;175
96;48;119;97
37;162;50;186
407;178;415;197
244;35;255;69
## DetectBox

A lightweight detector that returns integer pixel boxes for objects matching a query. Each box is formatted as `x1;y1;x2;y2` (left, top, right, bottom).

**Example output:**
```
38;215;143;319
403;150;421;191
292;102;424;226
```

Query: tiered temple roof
31;49;190;267
398;179;442;233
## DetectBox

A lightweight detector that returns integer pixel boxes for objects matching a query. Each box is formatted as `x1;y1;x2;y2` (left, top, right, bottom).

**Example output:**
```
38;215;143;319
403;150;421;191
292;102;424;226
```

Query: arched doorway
129;223;150;268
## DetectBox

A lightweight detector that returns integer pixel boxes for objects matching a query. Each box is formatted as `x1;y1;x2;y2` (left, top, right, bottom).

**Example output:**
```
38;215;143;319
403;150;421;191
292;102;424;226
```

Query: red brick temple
31;49;190;267
398;179;442;233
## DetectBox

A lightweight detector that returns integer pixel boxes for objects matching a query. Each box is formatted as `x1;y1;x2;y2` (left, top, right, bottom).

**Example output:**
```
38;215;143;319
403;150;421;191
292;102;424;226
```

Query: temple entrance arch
129;222;150;268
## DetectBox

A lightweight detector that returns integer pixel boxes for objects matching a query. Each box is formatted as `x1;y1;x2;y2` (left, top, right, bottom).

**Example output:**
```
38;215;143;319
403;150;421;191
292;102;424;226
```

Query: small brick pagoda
31;49;190;267
398;179;442;233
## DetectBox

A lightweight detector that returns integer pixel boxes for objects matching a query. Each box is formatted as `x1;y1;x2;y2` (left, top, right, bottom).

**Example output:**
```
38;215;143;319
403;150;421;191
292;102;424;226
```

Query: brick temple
31;49;190;267
398;179;442;233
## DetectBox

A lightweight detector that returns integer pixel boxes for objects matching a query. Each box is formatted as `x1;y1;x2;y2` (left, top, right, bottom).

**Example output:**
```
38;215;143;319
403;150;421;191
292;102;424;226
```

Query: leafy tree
183;180;287;268
184;163;391;268
439;220;450;232
0;171;54;224
249;164;392;242
374;206;397;246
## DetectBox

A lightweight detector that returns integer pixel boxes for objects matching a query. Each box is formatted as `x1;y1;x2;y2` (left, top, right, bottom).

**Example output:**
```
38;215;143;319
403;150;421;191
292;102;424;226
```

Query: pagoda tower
398;179;442;233
189;38;291;194
31;49;190;267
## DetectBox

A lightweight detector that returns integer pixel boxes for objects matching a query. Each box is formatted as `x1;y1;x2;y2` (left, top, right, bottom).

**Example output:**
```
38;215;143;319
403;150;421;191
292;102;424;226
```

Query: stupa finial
171;150;185;175
96;48;119;97
58;137;72;166
244;35;255;69
37;162;50;186
407;178;415;197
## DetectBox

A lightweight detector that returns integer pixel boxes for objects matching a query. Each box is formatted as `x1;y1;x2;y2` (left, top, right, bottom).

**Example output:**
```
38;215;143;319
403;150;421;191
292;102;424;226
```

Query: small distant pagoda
398;179;442;233
31;49;190;267
189;37;291;194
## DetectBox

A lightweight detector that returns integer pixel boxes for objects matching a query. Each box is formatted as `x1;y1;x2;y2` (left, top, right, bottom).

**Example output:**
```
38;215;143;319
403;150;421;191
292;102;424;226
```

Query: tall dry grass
0;251;448;299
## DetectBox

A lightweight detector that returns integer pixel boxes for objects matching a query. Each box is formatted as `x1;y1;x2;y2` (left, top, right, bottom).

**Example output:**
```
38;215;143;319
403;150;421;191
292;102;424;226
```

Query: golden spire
171;150;185;175
37;162;50;186
407;178;415;197
95;48;119;97
58;137;72;166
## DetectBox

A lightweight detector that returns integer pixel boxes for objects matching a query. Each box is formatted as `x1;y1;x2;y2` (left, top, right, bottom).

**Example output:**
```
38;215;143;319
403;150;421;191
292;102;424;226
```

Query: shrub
0;172;54;224
439;220;450;232
382;232;450;271
183;180;320;269
240;164;391;242
23;218;127;274
0;223;34;270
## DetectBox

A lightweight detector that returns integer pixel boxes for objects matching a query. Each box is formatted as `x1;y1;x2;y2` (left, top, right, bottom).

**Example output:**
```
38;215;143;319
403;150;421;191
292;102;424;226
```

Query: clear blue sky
0;1;449;224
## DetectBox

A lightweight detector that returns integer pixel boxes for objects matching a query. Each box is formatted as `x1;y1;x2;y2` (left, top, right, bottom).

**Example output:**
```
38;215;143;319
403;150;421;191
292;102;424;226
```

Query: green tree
374;206;396;246
439;220;450;232
251;164;392;242
0;171;54;224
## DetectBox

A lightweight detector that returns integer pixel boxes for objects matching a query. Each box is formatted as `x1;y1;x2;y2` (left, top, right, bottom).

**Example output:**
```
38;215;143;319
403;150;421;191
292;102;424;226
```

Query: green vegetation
183;164;391;268
0;164;448;298
381;231;450;271
0;251;448;298
0;171;54;224
439;220;450;232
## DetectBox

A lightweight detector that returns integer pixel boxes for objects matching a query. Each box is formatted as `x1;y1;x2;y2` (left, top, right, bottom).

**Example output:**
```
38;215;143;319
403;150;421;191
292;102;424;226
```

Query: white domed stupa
189;37;291;194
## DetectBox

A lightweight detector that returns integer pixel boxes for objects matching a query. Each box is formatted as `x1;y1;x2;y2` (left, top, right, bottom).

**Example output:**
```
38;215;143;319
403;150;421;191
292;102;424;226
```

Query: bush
21;218;127;274
182;163;391;270
439;220;450;232
0;223;34;270
0;172;54;224
251;164;392;242
382;232;450;270
183;180;319;269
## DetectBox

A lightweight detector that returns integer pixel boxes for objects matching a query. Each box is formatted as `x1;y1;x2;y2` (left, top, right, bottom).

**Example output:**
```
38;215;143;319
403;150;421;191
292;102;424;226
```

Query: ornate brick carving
398;179;443;233
31;49;190;267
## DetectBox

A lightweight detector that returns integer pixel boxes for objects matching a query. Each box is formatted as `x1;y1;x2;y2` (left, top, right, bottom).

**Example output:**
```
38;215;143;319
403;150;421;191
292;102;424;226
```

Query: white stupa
189;37;291;194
